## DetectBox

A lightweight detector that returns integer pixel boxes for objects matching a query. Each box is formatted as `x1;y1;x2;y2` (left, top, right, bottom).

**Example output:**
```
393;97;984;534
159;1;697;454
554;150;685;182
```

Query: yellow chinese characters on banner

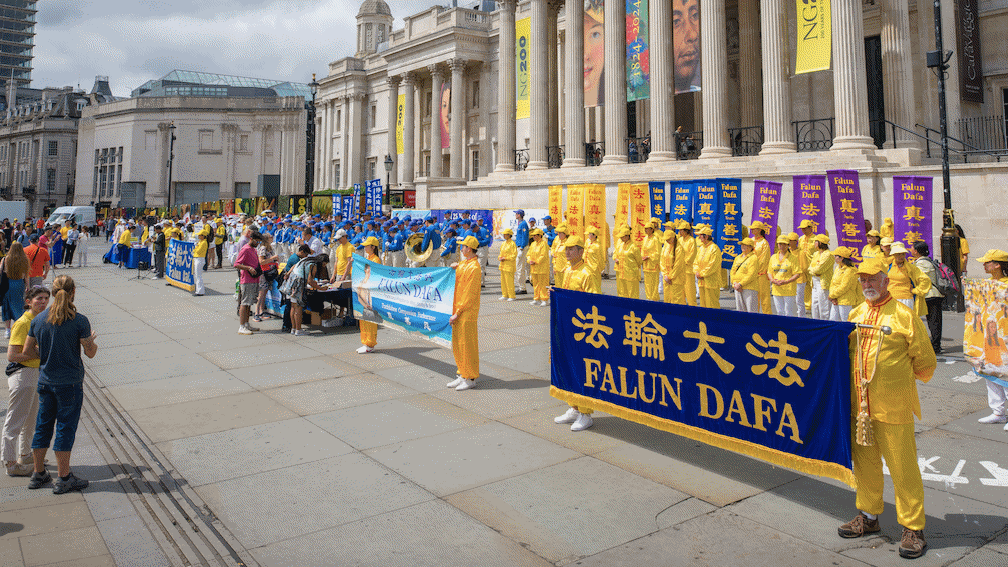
616;182;630;230
396;93;405;155
584;183;607;251
629;182;649;245
565;184;585;239
795;0;831;74
516;17;531;120
548;185;564;221
963;278;1008;376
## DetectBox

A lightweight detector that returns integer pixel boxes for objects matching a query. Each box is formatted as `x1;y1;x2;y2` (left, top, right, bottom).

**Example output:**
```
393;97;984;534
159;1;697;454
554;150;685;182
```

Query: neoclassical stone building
319;0;1006;251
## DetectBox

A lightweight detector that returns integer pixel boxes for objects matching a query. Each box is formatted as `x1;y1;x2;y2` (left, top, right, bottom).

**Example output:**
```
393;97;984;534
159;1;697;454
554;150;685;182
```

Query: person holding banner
673;221;696;305
887;242;930;318
786;233;806;316
730;237;759;313
693;226;721;309
356;237;383;354
828;247;861;322
552;235;596;431
808;234;834;320
447;235;482;391
641;219;662;302
768;236;800;317
840;257;935;560
660;228;677;303
615;227;642;299
526;228;550;306
498;228;517;301
585;226;603;294
192;231;207;296
973;249;1008;425
514;210;530;295
750;222;772;314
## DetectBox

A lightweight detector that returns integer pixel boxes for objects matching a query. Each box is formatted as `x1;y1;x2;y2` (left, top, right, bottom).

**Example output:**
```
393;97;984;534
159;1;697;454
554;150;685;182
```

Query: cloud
30;0;444;96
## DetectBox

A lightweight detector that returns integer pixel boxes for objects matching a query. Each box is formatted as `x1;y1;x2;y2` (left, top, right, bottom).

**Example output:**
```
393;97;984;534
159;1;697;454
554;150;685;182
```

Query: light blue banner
352;256;456;347
165;238;194;292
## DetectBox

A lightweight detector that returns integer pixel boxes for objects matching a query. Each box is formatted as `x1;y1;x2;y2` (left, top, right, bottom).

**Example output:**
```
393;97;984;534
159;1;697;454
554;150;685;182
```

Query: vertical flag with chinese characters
751;180;783;253
616;182;631;230
693;179;719;233
893;176;933;253
584;183;606;239
648;182;666;223
826;169;867;254
352;184;361;217
629;182;650;244
793;174;826;234
549;185;564;222
341;195;353;220
670;180;694;224
717;178;742;268
565;184;585;239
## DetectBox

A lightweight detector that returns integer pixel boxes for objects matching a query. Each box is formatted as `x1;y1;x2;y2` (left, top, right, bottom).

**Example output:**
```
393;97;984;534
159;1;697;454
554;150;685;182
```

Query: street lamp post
167;122;176;209
383;154;393;208
306;74;320;203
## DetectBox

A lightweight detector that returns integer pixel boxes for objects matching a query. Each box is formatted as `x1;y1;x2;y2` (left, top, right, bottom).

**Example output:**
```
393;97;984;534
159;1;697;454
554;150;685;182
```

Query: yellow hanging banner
616;182;630;230
565;184;585;239
516;17;531;120
628;182;650;245
795;0;831;74
396;93;405;155
583;183;606;239
548;185;564;221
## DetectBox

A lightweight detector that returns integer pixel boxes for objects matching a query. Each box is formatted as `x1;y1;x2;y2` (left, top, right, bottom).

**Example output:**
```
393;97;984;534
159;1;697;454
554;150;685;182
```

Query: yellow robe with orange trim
452;256;481;379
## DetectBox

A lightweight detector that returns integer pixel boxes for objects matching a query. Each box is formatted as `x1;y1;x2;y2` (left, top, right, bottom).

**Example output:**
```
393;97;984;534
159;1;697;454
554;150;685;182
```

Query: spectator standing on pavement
192;231;207;296
26;275;98;494
63;224;79;268
447;236;481;391
3;285;50;476
152;224;166;279
234;231;263;335
911;241;944;355
1;243;29;338
24;234;49;288
974;249;1008;426
514;210;530;295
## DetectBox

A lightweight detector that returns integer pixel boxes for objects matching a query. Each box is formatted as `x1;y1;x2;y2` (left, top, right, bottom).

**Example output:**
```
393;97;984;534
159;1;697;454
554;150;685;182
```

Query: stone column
759;0;795;154
428;65;444;177
327;100;336;187
349;93;364;187
527;0;549;170
699;0;730;158
402;74;416;185
738;0;762;128
341;97;350;188
563;0;586;167
157;122;171;202
880;0;917;148
553;27;562;152
547;4;560;152
602;0;628;164
831;0;875;150
449;58;466;179
386;76;400;186
647;0;675;161
495;0;517;172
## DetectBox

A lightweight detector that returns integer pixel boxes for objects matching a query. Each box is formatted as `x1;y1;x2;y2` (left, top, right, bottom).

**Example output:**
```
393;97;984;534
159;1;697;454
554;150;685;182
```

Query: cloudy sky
32;0;446;96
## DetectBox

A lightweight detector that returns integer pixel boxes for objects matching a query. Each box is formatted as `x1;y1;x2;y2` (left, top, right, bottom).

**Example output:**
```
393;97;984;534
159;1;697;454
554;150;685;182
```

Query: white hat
334;229;348;240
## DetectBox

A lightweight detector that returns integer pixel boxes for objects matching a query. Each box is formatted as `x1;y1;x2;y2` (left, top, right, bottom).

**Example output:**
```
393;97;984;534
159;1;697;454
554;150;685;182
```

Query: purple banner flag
893;176;933;254
793;174;827;235
751;180;783;253
826;170;867;255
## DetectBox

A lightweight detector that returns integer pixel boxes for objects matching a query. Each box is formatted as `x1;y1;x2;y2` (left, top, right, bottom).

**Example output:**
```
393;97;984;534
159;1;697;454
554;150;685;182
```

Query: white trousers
773;294;797;317
987;380;1007;415
387;250;405;268
795;282;806;317
810;277;831;320
829;303;852;322
2;367;39;463
897;297;915;312
516;246;530;290
734;289;759;313
477;246;488;280
193;258;205;295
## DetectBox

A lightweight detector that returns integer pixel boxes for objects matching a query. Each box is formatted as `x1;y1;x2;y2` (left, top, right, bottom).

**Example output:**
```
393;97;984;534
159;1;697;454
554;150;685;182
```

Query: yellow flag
616;182;630;230
795;0;831;74
548;185;563;221
516;17;531;120
565;184;584;239
629;183;649;245
396;93;405;155
583;183;606;239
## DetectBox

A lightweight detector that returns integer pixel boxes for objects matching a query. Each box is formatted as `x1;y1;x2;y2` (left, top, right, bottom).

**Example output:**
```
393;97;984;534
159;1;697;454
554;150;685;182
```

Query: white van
46;206;96;231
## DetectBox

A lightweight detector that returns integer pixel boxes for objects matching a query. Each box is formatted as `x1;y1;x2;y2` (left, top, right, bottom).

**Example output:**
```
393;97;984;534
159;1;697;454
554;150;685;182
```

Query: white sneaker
978;413;1008;424
571;413;594;431
237;326;253;335
499;296;507;301
446;376;464;388
554;407;580;424
506;297;514;302
1004;421;1008;432
294;329;309;336
540;300;549;306
356;345;373;354
455;378;476;391
530;300;539;306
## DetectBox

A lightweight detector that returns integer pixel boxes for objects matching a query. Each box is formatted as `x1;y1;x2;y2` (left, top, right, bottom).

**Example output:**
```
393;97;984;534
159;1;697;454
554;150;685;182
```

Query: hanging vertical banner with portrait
717;178;742;268
396;93;405;155
795;0;832;74
751;180;783;253
626;0;650;102
962;277;1008;386
584;0;605;107
892;176;933;255
826;169;867;254
439;83;451;149
516;16;531;119
673;0;702;93
792;174;827;234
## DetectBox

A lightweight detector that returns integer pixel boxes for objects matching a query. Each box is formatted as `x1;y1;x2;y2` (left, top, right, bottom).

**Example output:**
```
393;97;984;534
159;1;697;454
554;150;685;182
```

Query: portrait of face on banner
963;278;1008;379
584;0;605;107
440;83;451;149
673;0;701;93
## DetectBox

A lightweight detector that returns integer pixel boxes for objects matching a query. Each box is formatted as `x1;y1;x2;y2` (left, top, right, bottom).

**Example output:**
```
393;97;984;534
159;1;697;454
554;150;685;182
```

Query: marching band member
769;235;800;317
693;225;721;309
829;246;862;322
660;228;677;303
526;228;550;306
641;218;662;302
887;242;930;317
447;235;482;391
808;234;834;320
552;235;596;431
584;225;603;293
498;228;517;301
475;216;492;285
384;224;405;267
839;257;935;560
514;210;530;295
439;228;459;267
615;226;641;299
730;237;760;313
674;221;697;305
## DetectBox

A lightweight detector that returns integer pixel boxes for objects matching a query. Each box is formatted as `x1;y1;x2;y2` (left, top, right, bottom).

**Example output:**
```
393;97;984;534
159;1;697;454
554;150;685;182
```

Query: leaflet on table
352;256;455;347
165;238;195;292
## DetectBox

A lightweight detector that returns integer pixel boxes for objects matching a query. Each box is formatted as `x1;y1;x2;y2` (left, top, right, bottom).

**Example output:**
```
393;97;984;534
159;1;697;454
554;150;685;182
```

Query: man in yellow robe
497;228;517;300
693;225;721;308
552;235;597;431
615;226;641;299
641;218;662;301
674;221;696;305
839;258;935;560
526;228;551;305
751;221;772;314
584;225;603;293
447;235;482;391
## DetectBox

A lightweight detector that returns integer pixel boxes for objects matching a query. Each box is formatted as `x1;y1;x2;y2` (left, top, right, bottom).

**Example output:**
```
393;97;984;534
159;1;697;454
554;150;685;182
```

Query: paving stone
229;357;347;390
201;342;319;370
263;372;416;416
106;370;251;410
88;354;220;387
94;515;171;567
19;525;108;567
429;374;561;420
0;501;93;540
130;391;298;443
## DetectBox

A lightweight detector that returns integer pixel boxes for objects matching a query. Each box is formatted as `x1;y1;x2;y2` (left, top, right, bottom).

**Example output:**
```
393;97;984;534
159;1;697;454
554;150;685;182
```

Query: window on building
235;182;251;199
48;140;57;156
368;158;376;180
92;167;98;197
336;108;341;131
471;151;479;181
116;165;122;195
424;154;431;177
377;24;385;43
46;168;55;195
334;162;340;187
371;104;377;129
472;80;479;109
118;146;123;162
108;147;116;163
239;133;249;152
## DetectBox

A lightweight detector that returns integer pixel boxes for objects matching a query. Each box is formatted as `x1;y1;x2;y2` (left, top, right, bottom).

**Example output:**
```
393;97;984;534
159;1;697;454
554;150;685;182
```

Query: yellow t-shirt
768;252;798;296
335;242;355;278
215;225;226;246
118;229;133;246
10;311;39;368
193;238;208;257
60;226;70;240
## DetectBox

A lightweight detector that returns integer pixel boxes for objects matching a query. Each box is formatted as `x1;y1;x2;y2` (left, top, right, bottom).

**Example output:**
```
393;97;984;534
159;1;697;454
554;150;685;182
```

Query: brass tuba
405;232;434;264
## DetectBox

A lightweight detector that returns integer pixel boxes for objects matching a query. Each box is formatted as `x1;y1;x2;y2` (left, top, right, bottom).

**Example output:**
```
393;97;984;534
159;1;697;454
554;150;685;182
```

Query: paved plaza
1;239;1007;566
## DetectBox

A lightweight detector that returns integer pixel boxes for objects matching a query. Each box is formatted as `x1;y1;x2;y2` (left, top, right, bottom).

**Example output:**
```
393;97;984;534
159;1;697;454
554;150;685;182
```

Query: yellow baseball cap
857;257;888;275
776;235;790;246
677;220;692;231
362;236;381;248
564;235;585;248
814;234;830;245
832;246;853;258
740;237;755;247
698;225;714;236
977;249;1008;263
880;237;894;246
889;241;909;255
787;232;799;241
556;223;568;233
502;228;514;236
585;225;599;235
460;235;480;249
798;219;814;229
663;229;675;241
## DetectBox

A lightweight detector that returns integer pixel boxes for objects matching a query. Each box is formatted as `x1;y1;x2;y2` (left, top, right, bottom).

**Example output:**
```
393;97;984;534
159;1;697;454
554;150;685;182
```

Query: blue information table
103;244;152;269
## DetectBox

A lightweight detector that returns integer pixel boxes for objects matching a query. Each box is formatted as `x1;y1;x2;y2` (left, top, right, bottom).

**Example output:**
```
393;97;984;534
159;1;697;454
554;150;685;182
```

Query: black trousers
215;243;223;268
63;244;76;266
155;249;166;278
925;297;943;354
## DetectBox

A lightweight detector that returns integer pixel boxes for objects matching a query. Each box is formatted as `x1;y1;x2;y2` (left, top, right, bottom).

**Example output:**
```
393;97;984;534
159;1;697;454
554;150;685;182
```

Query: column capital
448;58;467;73
351;92;367;102
547;0;563;15
157;122;172;132
386;75;401;88
427;64;444;80
403;72;418;86
498;0;516;10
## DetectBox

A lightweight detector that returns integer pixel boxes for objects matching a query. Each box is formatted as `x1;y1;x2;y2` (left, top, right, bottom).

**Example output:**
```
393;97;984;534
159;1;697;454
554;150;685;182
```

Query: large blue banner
693;179;719;231
341;195;353;220
648;181;666;221
716;178;742;269
352;256;456;347
366;178;383;216
670;181;694;224
550;289;856;486
165;238;194;292
435;209;494;227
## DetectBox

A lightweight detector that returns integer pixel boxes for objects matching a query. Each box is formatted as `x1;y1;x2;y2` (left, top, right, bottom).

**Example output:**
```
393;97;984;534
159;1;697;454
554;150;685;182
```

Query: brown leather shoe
838;513;881;538
899;528;927;559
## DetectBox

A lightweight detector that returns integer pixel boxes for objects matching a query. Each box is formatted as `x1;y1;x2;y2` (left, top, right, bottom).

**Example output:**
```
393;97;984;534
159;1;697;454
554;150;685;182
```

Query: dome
357;0;392;17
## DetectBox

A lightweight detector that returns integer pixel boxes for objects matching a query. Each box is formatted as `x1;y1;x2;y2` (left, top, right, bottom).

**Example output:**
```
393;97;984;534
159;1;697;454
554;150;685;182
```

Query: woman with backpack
911;241;944;354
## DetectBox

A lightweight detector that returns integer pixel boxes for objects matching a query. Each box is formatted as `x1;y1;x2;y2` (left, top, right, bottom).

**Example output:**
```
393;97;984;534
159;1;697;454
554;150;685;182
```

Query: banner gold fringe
550;386;856;488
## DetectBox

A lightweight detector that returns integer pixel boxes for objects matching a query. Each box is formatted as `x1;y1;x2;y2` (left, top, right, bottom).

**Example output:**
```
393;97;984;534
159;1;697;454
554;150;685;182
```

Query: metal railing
547;145;564;169
793;118;834;152
627;137;651;163
915;123;1005;163
957;115;1007;153
676;131;702;160
585;142;604;166
514;148;529;171
727;125;763;156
